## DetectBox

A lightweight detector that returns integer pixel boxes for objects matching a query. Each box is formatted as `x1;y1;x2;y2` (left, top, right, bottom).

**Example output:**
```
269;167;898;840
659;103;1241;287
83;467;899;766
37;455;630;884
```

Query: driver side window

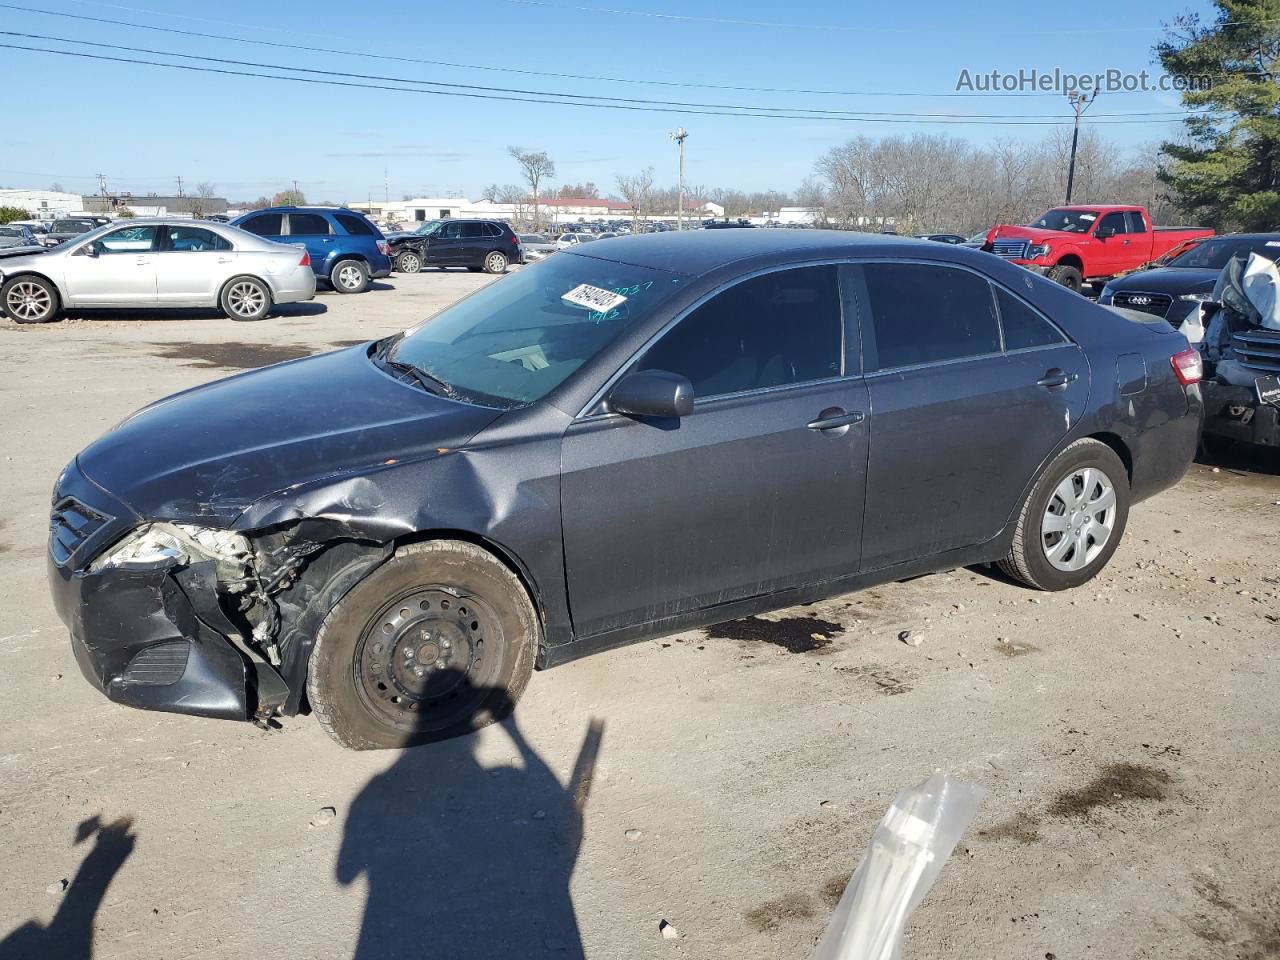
1097;212;1128;236
437;222;462;240
95;226;161;254
636;265;842;399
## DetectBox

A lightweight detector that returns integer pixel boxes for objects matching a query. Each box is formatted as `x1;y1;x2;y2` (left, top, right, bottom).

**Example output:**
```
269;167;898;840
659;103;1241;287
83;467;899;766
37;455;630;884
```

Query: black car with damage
49;230;1203;749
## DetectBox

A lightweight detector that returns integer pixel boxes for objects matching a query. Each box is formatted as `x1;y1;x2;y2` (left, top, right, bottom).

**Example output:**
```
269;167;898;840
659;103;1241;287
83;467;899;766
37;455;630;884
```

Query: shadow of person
0;815;137;960
338;688;604;960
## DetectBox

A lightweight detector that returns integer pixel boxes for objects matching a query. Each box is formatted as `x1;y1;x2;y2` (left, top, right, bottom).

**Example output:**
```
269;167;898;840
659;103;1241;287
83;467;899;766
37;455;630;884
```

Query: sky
0;0;1219;203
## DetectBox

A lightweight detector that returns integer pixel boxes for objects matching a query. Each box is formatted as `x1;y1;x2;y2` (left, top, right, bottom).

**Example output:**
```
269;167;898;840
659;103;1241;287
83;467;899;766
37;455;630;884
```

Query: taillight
511;235;520;245
377;240;390;256
1171;347;1203;386
299;250;310;267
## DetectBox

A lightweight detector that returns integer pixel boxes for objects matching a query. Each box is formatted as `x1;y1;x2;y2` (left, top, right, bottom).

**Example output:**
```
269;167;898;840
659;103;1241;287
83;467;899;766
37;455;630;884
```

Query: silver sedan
0;219;317;323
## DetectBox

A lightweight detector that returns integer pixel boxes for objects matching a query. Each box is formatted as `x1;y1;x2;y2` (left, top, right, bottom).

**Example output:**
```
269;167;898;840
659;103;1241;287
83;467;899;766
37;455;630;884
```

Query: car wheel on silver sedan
220;276;273;322
2;275;61;323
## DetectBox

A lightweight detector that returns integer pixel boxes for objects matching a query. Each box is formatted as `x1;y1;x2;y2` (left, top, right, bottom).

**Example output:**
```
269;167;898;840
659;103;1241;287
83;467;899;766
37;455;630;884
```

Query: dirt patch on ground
838;663;914;695
979;813;1043;845
744;892;816;932
706;615;843;653
146;342;315;370
1188;877;1280;959
994;639;1039;658
820;873;852;907
1047;763;1172;819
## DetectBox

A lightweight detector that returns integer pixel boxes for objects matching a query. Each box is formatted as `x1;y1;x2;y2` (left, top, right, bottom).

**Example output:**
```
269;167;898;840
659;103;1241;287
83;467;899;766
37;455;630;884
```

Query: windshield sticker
1267;241;1280;247
1079;213;1097;221
562;283;628;313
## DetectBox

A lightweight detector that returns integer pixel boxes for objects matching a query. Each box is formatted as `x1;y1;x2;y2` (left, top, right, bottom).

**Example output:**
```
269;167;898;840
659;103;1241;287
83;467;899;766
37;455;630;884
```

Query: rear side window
638;265;842;398
289;213;331;235
994;286;1066;351
336;213;374;236
483;223;503;238
461;222;486;239
857;263;999;371
240;213;282;237
166;225;231;252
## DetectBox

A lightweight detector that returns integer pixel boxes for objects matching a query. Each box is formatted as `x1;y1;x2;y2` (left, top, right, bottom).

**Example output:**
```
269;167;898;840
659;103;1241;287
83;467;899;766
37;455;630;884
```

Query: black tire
218;275;272;322
330;258;370;294
307;540;538;750
466;266;483;273
998;438;1130;591
483;250;509;274
394;250;422;274
1;274;61;323
1047;264;1084;293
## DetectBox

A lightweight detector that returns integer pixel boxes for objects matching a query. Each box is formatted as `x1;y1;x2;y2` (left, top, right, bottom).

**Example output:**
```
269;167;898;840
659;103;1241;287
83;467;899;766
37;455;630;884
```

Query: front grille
991;239;1030;260
122;642;190;686
49;497;110;567
1112;290;1173;318
1233;330;1280;374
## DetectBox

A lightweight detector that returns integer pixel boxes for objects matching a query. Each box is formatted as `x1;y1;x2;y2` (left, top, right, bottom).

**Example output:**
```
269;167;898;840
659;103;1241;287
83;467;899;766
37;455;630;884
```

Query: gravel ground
1;271;1278;960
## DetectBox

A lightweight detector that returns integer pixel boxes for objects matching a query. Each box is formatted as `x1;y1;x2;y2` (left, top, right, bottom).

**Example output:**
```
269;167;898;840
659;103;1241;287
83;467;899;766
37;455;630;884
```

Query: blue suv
231;207;392;294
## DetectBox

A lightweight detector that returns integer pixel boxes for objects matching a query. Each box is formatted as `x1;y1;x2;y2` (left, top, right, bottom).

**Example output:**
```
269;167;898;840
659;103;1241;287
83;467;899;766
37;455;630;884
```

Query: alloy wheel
399;253;420;273
1041;467;1117;572
486;252;506;273
338;265;363;290
226;281;265;318
5;281;52;321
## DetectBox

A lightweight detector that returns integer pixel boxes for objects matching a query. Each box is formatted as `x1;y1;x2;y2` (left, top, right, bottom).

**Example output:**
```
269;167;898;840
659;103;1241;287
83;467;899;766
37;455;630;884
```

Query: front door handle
1037;368;1079;388
807;408;865;432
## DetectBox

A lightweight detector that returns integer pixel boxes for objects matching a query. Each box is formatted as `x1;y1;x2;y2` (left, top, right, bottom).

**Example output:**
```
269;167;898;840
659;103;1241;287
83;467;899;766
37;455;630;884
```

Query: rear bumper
1128;383;1204;503
272;268;317;304
1202;381;1280;447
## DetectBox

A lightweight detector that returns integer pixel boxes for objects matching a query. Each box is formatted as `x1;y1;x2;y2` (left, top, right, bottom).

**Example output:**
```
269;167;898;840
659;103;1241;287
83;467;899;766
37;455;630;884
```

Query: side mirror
607;370;694;419
77;243;99;257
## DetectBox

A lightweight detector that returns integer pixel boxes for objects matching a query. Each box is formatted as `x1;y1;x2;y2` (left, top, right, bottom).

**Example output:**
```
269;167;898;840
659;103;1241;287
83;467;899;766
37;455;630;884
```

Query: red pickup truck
984;205;1214;292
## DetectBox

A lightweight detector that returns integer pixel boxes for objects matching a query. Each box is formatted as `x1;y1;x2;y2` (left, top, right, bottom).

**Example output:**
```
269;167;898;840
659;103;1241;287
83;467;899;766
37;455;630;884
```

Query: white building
0;189;85;220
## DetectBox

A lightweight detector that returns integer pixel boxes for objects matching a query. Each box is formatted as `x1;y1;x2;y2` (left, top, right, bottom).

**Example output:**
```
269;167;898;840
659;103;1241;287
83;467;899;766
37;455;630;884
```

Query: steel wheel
1041;467;1117;572
337;264;363;290
484;251;508;274
354;588;505;735
226;280;265;319
5;280;53;322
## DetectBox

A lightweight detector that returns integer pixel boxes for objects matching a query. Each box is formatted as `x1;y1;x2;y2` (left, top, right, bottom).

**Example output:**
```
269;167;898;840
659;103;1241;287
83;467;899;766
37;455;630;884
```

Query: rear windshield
1028;209;1099;233
52;219;95;232
390;254;685;407
1166;236;1280;270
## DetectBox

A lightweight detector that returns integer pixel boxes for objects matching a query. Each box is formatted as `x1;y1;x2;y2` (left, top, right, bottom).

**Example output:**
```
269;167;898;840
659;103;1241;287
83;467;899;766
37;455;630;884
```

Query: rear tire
219;276;272;321
998;438;1129;591
307;540;538;750
483;250;509;274
1047;264;1084;293
330;259;370;294
2;275;60;323
395;250;422;274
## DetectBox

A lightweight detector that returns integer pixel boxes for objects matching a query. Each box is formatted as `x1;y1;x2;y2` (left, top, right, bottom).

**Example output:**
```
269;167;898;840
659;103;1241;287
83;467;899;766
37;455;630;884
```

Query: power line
0;2;1149;99
0;30;1213;121
0;41;1211;126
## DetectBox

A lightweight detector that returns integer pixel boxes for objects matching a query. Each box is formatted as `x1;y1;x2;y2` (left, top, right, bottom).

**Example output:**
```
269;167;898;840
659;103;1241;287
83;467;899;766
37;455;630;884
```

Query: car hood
75;345;505;525
1106;266;1219;295
991;225;1091;244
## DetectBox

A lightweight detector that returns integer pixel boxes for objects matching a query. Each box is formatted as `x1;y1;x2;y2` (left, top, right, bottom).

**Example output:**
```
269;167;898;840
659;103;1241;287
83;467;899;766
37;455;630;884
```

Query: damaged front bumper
47;461;287;722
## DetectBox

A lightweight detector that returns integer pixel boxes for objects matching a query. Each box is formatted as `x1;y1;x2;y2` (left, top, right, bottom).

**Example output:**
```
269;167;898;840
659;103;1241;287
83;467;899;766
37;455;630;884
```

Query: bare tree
508;146;555;229
189;182;217;218
616;167;656;229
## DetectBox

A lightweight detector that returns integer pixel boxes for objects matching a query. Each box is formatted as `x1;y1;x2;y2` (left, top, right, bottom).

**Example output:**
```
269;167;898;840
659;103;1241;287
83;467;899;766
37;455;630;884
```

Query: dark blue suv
231;207;392;294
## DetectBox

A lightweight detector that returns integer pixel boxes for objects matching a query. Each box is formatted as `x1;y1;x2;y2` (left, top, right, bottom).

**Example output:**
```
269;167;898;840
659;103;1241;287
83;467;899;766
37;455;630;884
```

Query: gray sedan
0;218;316;323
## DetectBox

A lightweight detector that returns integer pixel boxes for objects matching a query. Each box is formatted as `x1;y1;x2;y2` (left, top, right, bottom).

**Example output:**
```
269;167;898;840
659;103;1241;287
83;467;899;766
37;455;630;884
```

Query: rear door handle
216;256;233;263
1037;369;1078;388
807;408;865;431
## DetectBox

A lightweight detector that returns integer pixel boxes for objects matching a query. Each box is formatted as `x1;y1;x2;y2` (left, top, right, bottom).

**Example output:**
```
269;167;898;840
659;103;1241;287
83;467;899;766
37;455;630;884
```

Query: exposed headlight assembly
1178;291;1214;302
1027;243;1052;259
91;522;252;578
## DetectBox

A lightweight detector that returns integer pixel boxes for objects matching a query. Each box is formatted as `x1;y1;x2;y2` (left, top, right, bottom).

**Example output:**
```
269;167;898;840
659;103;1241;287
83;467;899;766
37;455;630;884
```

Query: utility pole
96;173;107;197
292;179;300;199
670;127;688;231
175;176;184;197
1064;91;1097;205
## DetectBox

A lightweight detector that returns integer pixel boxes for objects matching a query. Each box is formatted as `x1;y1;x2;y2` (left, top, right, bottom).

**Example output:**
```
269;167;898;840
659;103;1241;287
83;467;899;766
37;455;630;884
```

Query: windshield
389;254;685;407
1029;209;1100;233
1166;236;1280;269
519;234;546;243
0;226;26;237
52;219;95;233
413;220;443;236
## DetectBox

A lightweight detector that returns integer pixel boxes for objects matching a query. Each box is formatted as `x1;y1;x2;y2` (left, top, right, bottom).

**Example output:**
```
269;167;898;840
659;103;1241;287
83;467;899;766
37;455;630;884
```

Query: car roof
563;229;974;277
